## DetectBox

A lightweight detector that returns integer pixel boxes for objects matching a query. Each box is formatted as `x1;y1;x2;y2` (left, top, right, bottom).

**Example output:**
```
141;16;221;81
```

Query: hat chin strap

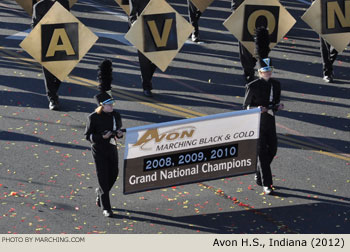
101;98;114;105
259;66;273;72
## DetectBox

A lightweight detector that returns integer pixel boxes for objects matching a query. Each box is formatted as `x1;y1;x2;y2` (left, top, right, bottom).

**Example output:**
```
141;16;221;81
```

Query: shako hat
94;92;114;106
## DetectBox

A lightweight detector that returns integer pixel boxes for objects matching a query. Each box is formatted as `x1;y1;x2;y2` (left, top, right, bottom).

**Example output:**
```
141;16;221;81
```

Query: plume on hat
254;26;273;72
254;26;270;59
97;59;113;93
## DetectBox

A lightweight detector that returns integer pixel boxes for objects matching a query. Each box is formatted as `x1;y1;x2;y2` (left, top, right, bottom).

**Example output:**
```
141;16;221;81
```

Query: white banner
123;109;261;194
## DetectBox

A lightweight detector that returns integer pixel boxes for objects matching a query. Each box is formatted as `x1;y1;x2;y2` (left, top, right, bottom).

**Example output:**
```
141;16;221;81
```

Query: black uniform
310;1;338;78
32;0;70;104
320;37;338;77
243;78;281;187
188;0;202;38
129;0;156;91
84;110;122;211
231;0;257;82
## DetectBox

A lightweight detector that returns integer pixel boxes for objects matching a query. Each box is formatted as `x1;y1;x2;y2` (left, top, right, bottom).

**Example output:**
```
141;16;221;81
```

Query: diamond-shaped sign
20;2;98;81
302;0;350;53
115;0;130;15
190;0;215;13
15;0;78;16
223;0;296;55
125;0;194;72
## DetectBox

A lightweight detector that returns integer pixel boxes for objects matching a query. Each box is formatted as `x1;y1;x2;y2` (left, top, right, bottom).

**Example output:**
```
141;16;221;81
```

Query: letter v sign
147;19;173;47
143;12;178;52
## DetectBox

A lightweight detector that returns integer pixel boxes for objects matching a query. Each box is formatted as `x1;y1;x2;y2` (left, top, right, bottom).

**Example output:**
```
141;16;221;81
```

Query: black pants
256;114;277;187
320;37;338;77
42;67;61;102
188;0;201;36
92;144;119;210
239;42;256;78
137;51;156;91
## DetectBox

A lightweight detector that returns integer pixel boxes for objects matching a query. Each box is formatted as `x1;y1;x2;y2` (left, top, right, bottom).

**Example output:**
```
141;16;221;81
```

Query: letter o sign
242;5;280;42
247;10;276;36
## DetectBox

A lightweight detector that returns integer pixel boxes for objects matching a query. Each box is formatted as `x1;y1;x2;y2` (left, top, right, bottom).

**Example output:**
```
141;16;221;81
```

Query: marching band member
243;27;284;195
84;59;123;217
231;0;257;83
320;38;338;83
32;0;70;110
187;0;202;42
129;0;156;97
310;0;338;83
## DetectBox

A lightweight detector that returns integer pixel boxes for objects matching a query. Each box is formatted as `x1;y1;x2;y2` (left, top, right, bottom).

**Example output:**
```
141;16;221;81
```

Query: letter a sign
125;0;194;72
20;2;98;81
223;0;296;55
302;0;350;53
41;23;79;62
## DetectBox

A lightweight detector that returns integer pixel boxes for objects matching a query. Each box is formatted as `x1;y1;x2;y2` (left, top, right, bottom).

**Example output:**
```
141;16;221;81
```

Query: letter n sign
322;0;350;34
143;12;178;52
242;5;280;42
41;22;79;62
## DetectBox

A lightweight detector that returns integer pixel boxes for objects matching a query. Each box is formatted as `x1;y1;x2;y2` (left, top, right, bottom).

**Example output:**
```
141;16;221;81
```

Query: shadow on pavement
0;131;88;151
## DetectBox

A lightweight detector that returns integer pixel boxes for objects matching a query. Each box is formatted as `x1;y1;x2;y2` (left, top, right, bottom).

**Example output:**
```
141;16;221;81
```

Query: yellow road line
0;47;204;118
0;52;38;69
2;48;36;62
279;134;350;158
0;48;223;118
279;139;350;161
71;76;206;117
68;76;197;119
0;50;199;119
317;150;350;162
115;93;196;119
155;102;206;117
65;76;94;88
2;47;348;161
279;134;333;153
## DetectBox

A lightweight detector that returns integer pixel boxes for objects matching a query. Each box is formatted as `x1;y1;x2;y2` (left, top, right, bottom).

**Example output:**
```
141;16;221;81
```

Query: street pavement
0;0;349;234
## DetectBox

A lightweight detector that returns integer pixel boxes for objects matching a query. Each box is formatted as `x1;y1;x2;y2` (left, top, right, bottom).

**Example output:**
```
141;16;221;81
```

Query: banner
123;109;261;194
